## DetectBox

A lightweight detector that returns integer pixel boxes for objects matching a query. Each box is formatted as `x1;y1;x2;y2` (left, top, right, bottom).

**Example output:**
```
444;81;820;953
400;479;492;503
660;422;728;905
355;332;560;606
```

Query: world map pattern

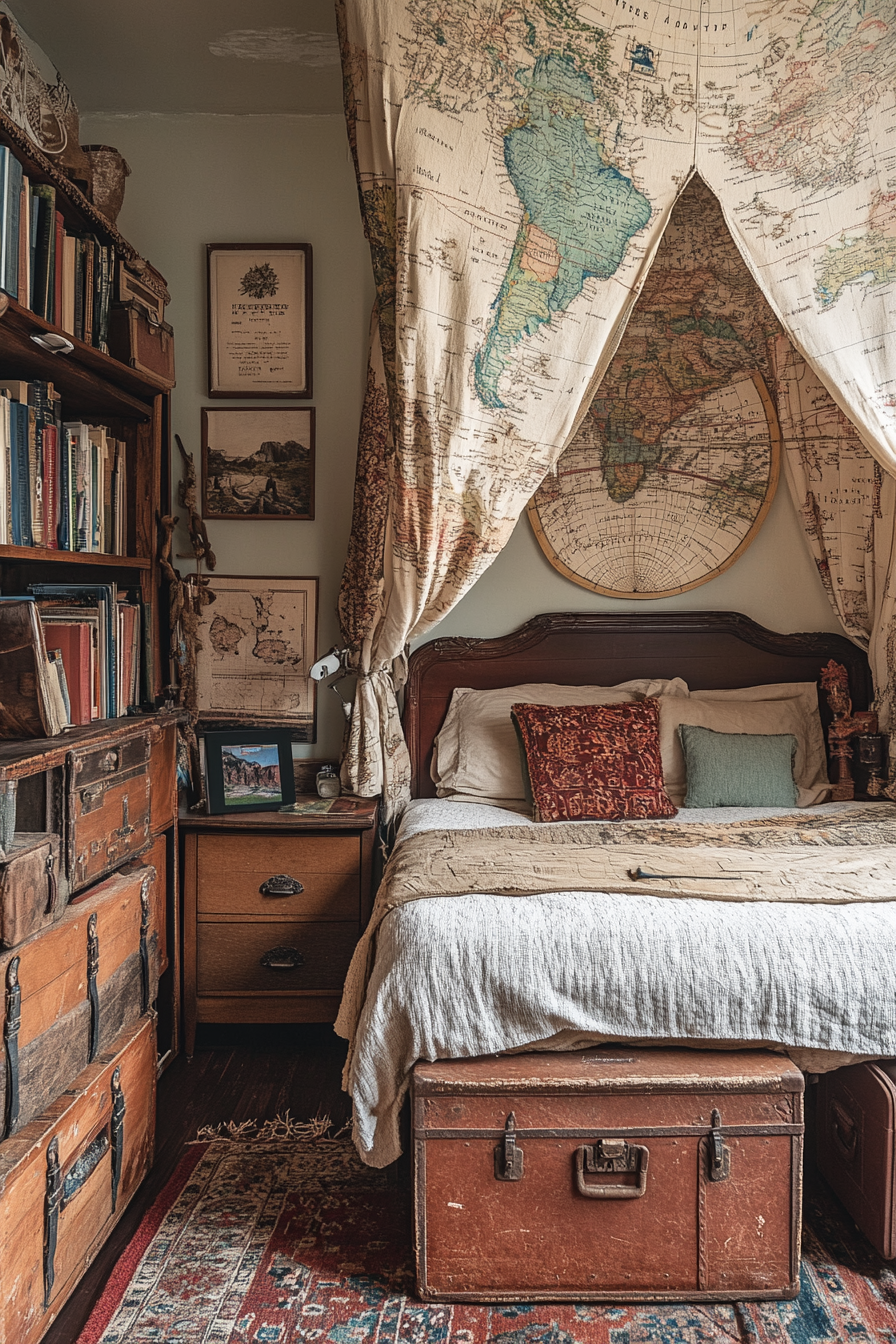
335;0;896;805
529;178;782;596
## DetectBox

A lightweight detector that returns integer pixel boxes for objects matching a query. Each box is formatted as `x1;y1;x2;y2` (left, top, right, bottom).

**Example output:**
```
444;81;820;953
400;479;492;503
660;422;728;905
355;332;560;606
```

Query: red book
42;422;58;548
42;622;92;724
52;211;64;325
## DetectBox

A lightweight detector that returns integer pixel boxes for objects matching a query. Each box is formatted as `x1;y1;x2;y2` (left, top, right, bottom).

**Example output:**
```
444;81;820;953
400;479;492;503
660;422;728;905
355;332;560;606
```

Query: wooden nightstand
181;797;378;1053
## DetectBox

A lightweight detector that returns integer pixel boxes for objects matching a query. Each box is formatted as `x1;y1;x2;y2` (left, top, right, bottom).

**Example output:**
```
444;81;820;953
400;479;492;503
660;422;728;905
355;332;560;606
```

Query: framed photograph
201;407;314;519
203;730;296;814
207;243;312;398
194;574;318;741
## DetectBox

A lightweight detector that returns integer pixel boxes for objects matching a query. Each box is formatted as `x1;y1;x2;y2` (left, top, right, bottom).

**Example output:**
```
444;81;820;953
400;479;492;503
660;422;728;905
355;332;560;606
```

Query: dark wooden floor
45;1023;352;1344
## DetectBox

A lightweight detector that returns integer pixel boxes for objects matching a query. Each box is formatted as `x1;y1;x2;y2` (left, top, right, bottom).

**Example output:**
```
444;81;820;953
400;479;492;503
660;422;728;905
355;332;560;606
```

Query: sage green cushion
678;724;799;808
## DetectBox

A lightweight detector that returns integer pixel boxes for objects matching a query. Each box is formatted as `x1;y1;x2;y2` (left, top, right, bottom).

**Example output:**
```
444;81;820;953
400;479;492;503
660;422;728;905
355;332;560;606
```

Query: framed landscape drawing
207;242;312;398
201;407;315;519
194;575;318;741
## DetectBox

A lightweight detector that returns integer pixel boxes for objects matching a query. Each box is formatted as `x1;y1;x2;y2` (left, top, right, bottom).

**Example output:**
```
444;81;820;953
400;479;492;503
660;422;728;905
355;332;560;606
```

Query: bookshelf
0;108;173;703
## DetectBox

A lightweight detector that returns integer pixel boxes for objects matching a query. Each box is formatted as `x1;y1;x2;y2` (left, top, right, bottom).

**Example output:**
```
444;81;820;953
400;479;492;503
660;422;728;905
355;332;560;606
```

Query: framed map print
194;575;318;741
207;243;312;398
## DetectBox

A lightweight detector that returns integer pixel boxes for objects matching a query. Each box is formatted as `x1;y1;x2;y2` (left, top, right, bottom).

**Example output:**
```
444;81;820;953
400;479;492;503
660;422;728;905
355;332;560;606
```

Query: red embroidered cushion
511;699;678;822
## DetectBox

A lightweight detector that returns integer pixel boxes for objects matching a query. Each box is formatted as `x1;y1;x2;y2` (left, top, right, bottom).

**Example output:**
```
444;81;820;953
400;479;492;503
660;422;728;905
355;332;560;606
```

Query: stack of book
0;378;128;552
0;586;146;737
0;145;115;350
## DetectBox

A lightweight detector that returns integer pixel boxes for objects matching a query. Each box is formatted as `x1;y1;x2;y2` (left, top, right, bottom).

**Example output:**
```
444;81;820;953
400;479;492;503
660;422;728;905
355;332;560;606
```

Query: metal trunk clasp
576;1138;649;1199
494;1111;524;1182
708;1108;731;1182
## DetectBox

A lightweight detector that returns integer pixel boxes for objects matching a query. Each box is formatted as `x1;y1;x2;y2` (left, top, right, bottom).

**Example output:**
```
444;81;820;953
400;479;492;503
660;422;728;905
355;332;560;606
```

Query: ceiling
8;0;344;115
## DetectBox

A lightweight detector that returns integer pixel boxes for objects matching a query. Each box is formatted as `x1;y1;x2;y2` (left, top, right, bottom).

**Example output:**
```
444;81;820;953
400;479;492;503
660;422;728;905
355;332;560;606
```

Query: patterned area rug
79;1136;896;1343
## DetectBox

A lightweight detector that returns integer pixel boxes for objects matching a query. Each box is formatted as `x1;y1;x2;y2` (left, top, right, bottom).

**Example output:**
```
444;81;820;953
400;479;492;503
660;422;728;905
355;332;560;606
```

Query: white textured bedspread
340;800;896;1167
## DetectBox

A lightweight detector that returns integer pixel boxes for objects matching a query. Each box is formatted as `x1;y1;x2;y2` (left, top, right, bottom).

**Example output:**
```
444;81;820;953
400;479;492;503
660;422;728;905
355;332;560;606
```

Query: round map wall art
528;178;782;599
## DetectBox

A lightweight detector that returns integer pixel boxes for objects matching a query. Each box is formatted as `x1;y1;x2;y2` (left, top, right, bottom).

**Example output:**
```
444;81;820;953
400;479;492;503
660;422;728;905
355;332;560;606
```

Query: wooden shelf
0;544;150;568
0;300;159;419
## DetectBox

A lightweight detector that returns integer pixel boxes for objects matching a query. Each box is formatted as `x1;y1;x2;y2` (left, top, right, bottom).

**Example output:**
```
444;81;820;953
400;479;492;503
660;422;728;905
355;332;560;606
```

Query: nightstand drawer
197;921;358;993
196;833;360;919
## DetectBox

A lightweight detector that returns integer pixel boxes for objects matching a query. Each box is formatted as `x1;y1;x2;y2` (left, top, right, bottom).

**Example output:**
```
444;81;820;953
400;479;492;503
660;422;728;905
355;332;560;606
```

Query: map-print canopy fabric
336;0;896;814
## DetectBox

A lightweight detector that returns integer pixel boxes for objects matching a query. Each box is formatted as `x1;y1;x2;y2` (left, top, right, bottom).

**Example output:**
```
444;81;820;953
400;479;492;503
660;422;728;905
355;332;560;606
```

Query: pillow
511;699;678;822
678;724;799;808
432;678;689;805
658;682;830;807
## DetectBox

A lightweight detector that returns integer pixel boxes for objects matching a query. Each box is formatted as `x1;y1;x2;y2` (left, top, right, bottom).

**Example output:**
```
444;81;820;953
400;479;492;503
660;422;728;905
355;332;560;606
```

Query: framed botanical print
201;407;315;519
207;243;312;398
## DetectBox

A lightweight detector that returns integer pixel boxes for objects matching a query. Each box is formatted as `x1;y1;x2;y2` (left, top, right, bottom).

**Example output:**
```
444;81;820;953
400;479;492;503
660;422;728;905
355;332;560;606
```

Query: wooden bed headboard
403;611;872;799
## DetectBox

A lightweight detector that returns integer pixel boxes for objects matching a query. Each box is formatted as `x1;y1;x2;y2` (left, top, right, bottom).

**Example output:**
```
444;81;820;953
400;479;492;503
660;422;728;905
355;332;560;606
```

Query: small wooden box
0;1013;156;1344
817;1061;896;1259
108;300;175;387
0;832;67;949
413;1048;804;1302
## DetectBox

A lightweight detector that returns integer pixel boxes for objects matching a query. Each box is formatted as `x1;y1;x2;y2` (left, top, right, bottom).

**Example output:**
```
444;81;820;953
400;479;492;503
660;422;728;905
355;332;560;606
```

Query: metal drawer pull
260;945;305;970
575;1139;649;1199
259;874;304;897
98;751;120;773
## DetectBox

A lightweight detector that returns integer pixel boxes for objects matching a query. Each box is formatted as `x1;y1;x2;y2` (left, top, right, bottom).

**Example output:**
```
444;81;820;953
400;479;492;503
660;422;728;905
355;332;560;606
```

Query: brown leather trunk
0;859;162;1140
0;832;67;949
413;1048;804;1302
108;300;175;387
68;728;153;892
0;1013;156;1344
817;1061;896;1259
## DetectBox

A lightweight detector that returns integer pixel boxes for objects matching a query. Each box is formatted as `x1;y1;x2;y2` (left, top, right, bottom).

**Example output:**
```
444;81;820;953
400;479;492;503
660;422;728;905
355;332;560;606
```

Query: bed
335;611;896;1167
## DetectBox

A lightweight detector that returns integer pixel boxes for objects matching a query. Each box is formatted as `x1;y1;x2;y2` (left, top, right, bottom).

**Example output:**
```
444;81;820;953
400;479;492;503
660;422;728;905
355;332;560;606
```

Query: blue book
3;153;21;300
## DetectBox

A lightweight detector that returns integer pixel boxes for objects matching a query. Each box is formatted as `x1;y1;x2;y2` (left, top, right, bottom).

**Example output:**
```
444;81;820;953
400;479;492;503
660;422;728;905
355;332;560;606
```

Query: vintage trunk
0;860;161;1140
108;300;175;386
0;1013;156;1344
817;1061;896;1260
0;833;67;949
68;728;153;892
413;1048;804;1302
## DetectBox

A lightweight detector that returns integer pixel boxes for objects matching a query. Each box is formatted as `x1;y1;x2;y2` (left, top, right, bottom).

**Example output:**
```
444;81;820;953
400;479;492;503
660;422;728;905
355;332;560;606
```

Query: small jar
316;764;341;799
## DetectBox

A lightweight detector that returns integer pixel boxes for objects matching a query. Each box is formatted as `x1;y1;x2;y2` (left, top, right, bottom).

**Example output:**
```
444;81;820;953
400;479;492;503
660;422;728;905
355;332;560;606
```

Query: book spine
16;176;28;309
43;420;59;548
82;240;95;345
3;154;22;300
52;211;64;325
28;185;37;311
73;237;84;340
58;424;70;550
28;402;44;546
13;401;31;546
0;146;9;295
31;184;55;321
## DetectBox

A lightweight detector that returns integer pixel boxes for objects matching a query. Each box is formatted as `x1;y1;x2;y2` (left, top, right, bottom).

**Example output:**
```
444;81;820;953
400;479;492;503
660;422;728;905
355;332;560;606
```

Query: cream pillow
659;682;830;807
433;678;689;805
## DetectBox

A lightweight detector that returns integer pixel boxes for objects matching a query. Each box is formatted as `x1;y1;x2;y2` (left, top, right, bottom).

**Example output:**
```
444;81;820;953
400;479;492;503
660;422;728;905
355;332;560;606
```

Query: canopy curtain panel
335;0;896;816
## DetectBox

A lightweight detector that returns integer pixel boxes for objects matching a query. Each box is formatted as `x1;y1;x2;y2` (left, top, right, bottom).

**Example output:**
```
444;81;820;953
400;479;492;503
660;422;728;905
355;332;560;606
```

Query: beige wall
81;112;375;758
82;111;841;753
